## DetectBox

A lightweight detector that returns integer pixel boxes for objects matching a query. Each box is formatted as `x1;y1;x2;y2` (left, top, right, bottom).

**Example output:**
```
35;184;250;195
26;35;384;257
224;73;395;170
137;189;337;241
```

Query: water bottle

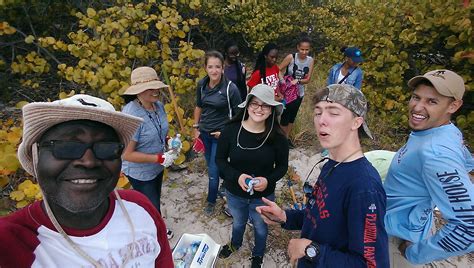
170;133;182;151
245;177;260;195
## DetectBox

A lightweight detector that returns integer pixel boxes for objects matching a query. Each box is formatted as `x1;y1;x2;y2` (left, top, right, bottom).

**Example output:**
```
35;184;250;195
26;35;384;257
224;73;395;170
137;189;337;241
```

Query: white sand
160;148;473;267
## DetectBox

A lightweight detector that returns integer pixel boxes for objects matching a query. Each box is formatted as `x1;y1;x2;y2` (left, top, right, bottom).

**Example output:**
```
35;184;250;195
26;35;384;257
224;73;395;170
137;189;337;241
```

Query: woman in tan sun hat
121;66;176;239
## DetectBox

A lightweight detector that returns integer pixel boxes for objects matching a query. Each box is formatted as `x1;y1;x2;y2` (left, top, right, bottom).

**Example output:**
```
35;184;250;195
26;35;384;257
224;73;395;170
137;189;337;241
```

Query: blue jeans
200;132;220;204
226;191;275;257
127;172;164;214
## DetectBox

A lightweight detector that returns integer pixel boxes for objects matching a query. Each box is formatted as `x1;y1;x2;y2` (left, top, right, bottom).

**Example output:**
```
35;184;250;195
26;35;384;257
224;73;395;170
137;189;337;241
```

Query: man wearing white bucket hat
0;94;173;267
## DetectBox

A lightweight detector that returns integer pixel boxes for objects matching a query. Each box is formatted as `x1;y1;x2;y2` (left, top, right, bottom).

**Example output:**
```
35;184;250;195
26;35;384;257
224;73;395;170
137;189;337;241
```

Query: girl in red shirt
247;43;281;93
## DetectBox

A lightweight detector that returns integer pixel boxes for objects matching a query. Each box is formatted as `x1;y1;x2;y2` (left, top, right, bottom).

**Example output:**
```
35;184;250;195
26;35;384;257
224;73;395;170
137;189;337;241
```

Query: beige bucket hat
239;84;284;116
122;66;169;95
18;94;143;176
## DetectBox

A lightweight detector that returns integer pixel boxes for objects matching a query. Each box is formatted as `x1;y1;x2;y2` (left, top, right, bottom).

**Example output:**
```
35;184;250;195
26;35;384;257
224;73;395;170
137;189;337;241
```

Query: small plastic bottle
170;133;182;151
245;177;260;195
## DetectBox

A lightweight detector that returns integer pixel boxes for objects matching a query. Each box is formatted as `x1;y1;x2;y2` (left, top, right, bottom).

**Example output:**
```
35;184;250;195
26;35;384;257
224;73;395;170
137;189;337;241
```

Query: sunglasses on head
38;140;124;160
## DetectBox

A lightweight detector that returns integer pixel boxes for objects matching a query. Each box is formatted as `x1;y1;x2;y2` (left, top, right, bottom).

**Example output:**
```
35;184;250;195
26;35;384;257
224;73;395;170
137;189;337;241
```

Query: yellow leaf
25;35;35;44
155;22;163;30
87;8;97;17
18;180;34;191
177;30;186;38
384;100;395;110
15;101;29;109
6;131;21;143
164;103;173;113
181;140;190;152
167;114;173;122
24;184;40;198
16;200;29;209
10;190;25;201
117;174;130;189
0;176;8;189
174;153;185;165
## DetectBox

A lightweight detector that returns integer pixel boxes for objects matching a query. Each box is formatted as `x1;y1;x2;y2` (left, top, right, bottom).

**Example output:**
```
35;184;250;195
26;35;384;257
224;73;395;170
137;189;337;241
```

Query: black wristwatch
304;242;320;262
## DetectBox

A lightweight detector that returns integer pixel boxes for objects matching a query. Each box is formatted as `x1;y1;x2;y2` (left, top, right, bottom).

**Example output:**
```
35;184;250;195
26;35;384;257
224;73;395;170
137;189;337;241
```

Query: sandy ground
160;148;473;268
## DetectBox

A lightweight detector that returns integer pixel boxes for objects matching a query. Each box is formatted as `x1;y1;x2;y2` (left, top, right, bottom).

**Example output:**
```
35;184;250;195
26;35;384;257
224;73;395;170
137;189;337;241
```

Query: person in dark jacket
223;40;247;101
216;84;288;268
193;50;241;215
256;84;389;268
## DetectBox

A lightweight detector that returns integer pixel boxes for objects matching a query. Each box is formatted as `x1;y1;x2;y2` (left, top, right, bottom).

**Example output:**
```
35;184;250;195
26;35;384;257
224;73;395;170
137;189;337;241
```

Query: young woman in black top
216;84;289;268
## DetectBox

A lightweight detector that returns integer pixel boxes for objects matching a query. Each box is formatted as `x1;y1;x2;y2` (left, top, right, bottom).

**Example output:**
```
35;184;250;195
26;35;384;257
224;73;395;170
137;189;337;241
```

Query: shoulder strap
285;53;296;76
226;81;232;119
338;66;358;84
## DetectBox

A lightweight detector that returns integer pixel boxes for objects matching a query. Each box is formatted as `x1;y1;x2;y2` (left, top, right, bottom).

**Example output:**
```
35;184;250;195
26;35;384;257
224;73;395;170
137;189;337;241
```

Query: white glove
162;150;179;167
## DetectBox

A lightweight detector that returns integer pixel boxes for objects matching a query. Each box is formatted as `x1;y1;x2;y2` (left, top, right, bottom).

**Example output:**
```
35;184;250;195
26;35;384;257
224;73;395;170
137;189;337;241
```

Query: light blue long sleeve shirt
384;123;474;264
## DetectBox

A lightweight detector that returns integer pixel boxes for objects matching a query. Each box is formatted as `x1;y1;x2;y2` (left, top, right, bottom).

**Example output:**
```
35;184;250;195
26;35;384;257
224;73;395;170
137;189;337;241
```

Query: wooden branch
14;28;62;65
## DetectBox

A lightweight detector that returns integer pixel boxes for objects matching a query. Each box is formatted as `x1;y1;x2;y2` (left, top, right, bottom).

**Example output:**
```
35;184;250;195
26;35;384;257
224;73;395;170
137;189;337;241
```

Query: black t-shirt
216;122;289;198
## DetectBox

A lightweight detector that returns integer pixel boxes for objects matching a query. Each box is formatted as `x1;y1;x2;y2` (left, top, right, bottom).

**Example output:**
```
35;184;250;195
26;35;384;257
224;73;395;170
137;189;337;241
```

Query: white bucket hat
238;84;284;115
122;66;169;95
17;94;143;176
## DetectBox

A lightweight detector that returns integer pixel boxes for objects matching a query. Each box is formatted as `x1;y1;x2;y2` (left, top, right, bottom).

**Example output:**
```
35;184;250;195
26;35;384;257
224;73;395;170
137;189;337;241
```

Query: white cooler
172;233;221;268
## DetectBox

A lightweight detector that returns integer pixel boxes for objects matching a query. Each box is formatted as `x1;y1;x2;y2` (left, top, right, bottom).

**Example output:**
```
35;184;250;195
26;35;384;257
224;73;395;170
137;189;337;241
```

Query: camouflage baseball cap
315;84;373;139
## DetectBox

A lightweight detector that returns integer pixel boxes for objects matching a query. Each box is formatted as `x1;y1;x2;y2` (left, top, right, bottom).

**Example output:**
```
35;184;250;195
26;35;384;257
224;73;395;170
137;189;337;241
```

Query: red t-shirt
247;64;280;90
0;190;173;268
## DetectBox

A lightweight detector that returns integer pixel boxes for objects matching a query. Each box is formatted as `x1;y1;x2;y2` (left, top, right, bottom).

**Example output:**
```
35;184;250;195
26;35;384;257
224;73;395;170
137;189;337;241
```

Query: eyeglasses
249;102;272;111
38;140;124;160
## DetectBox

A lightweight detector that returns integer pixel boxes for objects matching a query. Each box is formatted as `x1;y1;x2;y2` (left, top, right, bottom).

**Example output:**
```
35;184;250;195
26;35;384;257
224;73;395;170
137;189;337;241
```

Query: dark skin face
265;49;278;66
226;45;240;63
37;120;121;229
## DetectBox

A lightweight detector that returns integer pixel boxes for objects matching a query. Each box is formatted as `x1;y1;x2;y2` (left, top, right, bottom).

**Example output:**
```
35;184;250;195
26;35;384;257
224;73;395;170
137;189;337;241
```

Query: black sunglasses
38;140;124;160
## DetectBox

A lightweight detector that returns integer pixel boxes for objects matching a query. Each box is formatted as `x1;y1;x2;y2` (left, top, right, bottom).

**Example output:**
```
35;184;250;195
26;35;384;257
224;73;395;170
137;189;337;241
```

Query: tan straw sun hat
18;94;143;176
122;66;169;95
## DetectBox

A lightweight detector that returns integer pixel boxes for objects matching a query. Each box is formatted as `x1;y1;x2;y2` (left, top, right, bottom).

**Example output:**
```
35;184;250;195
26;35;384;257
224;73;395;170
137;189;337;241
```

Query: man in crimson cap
384;69;474;266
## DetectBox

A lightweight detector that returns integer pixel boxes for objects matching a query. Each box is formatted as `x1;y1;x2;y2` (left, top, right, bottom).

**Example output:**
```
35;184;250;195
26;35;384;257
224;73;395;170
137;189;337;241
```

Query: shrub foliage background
0;0;472;211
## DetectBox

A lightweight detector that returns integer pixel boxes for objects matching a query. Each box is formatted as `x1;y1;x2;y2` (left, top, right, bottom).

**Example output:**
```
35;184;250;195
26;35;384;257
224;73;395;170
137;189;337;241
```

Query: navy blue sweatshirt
284;157;389;267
